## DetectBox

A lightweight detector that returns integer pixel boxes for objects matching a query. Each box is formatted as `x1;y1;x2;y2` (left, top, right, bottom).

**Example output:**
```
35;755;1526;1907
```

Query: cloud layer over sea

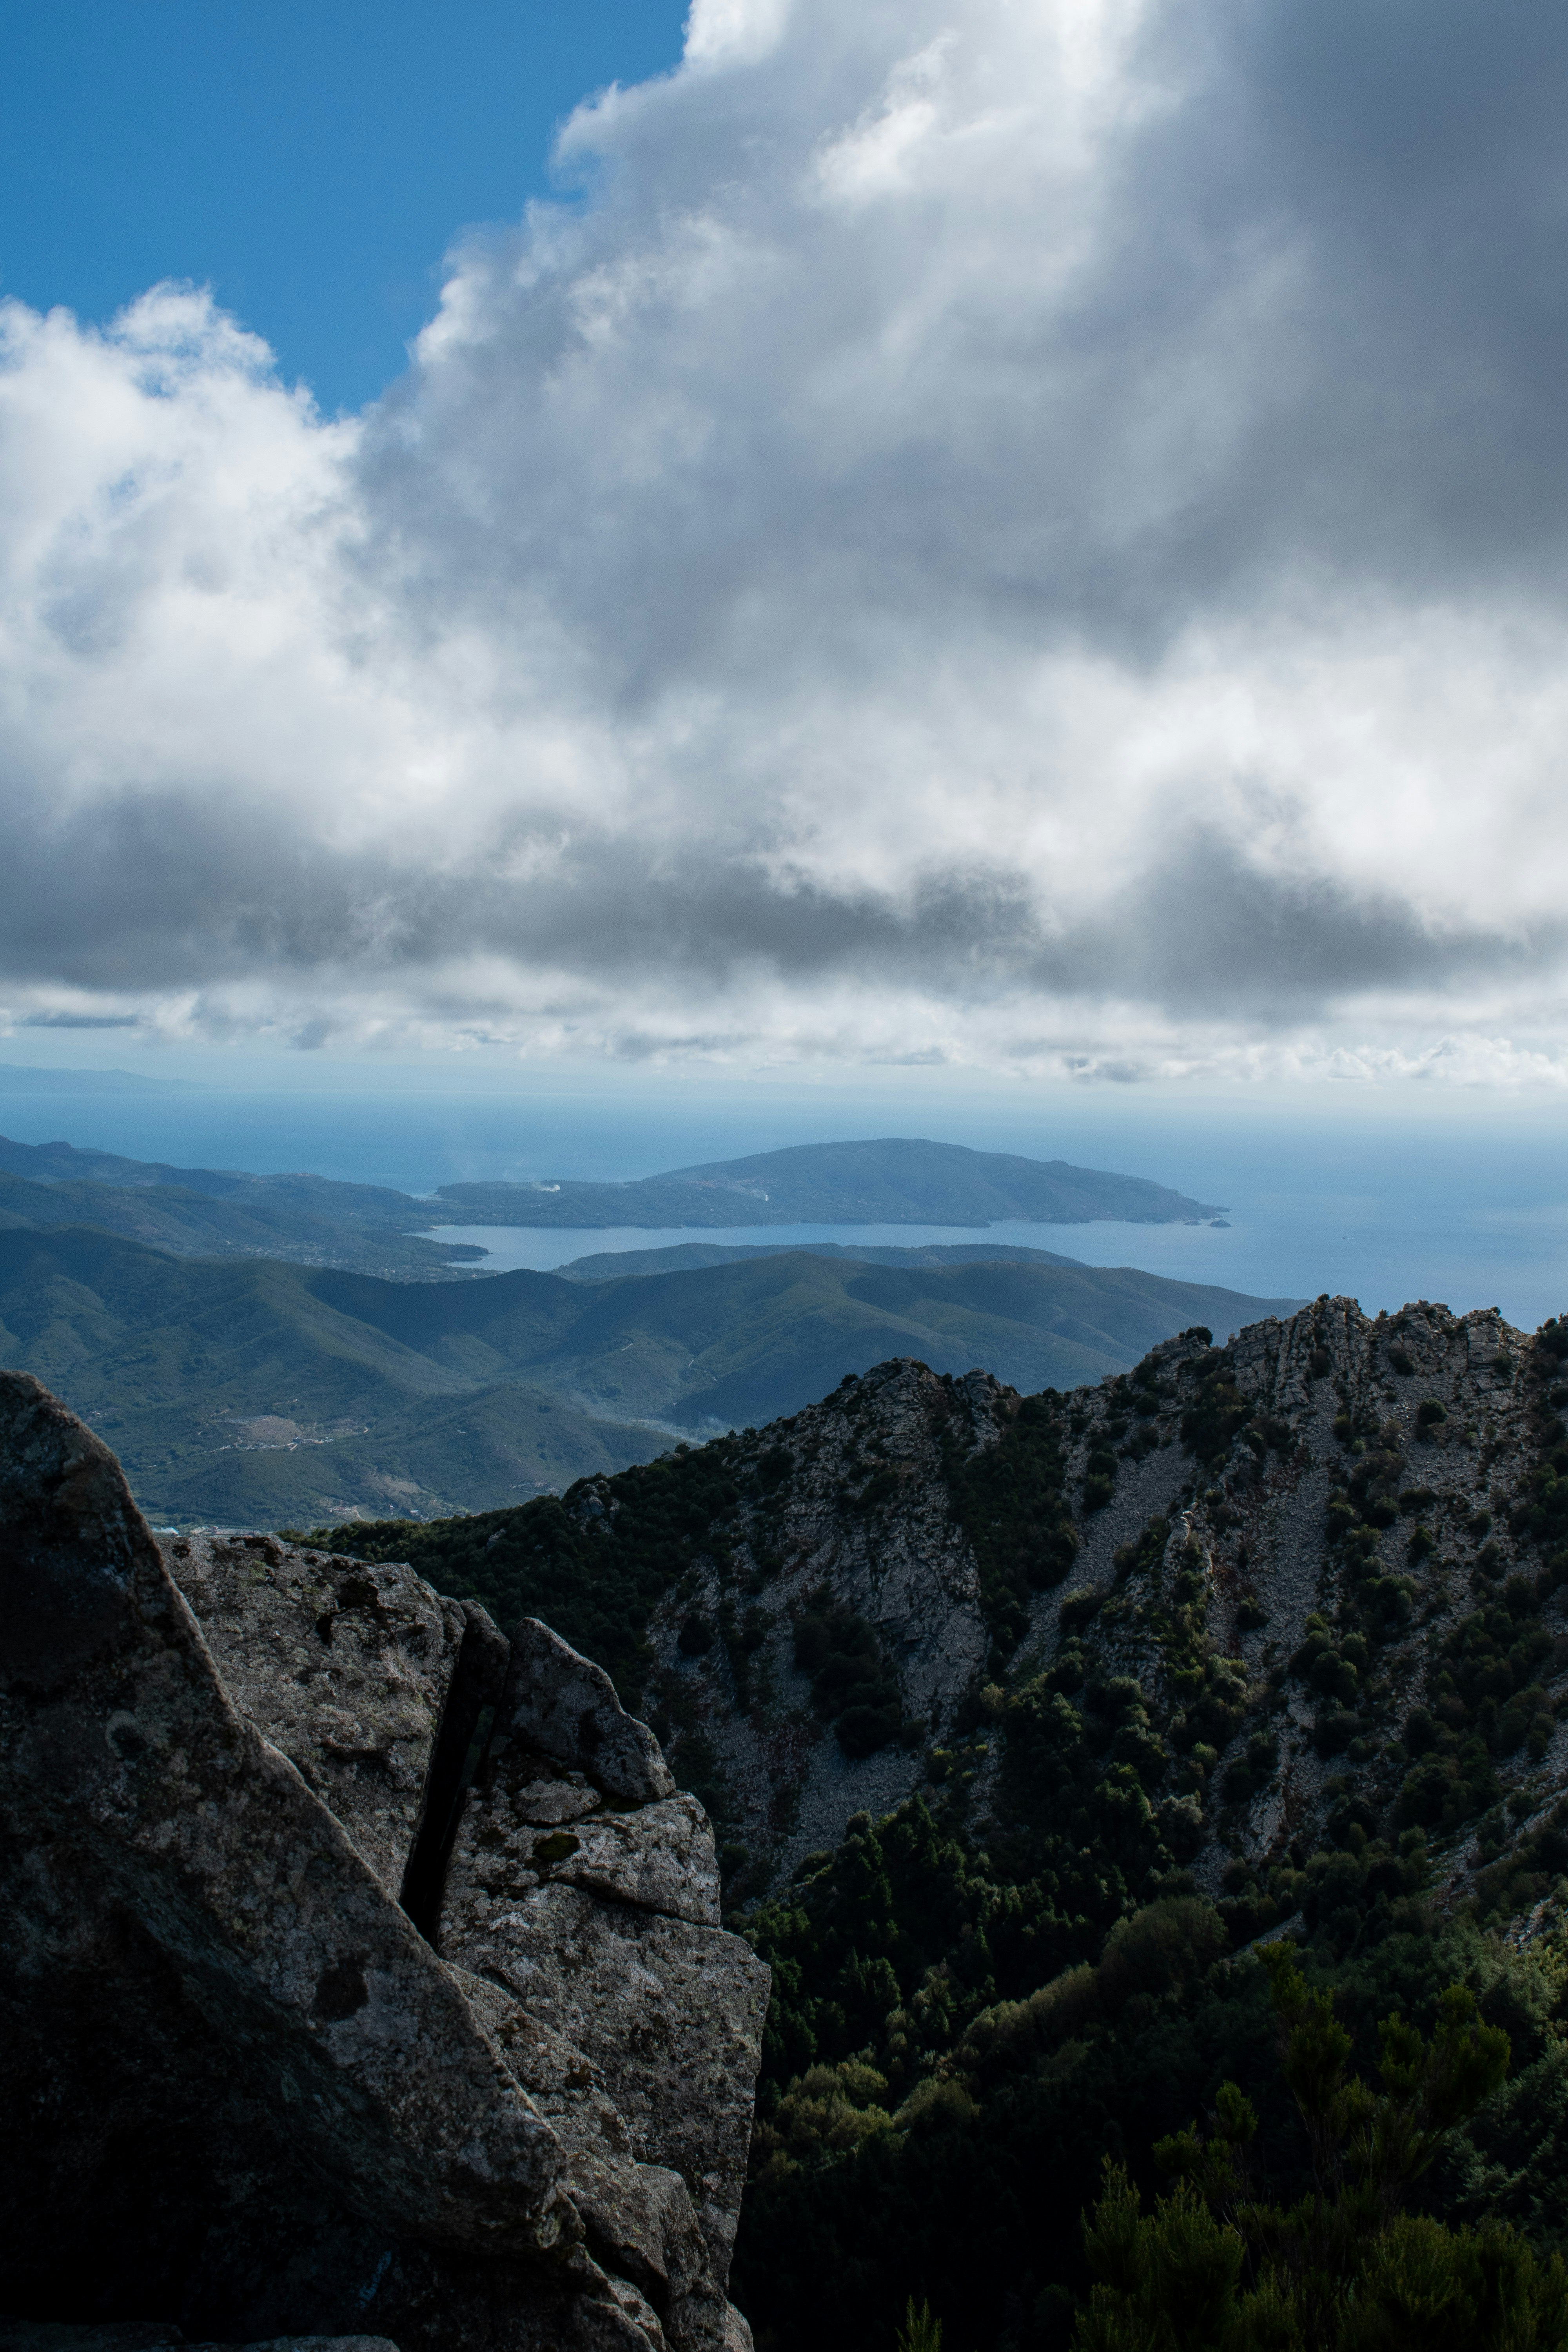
4;0;1568;1082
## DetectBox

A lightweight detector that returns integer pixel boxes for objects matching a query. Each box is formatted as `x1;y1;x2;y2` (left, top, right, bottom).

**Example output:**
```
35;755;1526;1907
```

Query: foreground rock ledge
0;1372;764;2352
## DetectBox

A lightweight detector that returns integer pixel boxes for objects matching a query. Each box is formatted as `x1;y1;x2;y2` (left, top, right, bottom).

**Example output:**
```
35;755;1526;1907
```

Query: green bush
1074;1947;1527;2351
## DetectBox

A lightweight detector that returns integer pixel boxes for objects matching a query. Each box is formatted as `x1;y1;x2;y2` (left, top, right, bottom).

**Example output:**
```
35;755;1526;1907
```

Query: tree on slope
1074;1940;1567;2350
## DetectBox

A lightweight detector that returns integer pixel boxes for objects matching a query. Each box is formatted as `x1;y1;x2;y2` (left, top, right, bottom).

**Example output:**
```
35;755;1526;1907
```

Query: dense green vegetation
1076;1944;1559;2349
941;1386;1077;1662
730;1827;1568;2352
793;1592;924;1758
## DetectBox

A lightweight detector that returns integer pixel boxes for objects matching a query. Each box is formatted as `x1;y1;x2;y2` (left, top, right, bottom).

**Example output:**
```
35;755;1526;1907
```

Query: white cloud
684;0;795;71
2;0;1568;1084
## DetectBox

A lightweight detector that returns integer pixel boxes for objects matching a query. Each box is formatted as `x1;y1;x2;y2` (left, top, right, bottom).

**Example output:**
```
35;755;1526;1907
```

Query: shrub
1060;1587;1103;1636
1095;1897;1227;2011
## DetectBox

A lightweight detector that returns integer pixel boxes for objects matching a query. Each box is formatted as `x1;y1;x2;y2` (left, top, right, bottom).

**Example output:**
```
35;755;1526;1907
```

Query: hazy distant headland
0;1130;1225;1281
0;1060;209;1094
434;1136;1226;1230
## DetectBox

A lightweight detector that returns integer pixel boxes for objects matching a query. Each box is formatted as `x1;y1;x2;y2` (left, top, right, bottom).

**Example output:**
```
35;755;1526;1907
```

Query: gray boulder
440;1629;768;2281
0;1372;568;2264
501;1618;675;1802
0;1371;764;2352
162;1532;470;1898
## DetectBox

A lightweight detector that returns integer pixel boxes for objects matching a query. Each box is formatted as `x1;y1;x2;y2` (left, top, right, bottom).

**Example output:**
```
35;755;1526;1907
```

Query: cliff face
1027;1290;1568;1933
633;1361;1013;1882
413;1296;1567;1937
0;1373;765;2352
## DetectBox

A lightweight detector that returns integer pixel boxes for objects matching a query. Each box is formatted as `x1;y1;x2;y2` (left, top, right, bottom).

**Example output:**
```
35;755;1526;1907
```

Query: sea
0;1081;1563;1334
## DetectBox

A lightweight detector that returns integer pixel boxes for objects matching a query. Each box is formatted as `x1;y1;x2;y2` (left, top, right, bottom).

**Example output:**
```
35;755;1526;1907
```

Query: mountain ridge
0;1221;1298;1527
323;1286;1566;1905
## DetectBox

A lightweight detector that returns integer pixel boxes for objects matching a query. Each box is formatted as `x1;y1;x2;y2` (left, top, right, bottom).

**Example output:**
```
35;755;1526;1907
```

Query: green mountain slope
308;1248;1298;1429
555;1238;1092;1279
432;1134;1225;1228
0;1142;478;1277
0;1225;1296;1526
0;1227;662;1525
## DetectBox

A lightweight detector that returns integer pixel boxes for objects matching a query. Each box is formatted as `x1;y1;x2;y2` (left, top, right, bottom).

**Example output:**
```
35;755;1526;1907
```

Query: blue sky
1;1;688;412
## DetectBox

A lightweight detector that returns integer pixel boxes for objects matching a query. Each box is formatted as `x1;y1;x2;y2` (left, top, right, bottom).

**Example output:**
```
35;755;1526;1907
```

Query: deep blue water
0;1085;1562;1332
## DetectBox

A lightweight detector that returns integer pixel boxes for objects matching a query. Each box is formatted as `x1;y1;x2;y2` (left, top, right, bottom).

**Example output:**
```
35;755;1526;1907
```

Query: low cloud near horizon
4;0;1568;1085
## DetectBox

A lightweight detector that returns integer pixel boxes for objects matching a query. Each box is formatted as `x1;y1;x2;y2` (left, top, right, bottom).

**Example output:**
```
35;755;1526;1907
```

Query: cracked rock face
453;1969;730;2352
163;1532;471;1897
441;1655;767;2284
447;1888;769;2285
0;1372;764;2352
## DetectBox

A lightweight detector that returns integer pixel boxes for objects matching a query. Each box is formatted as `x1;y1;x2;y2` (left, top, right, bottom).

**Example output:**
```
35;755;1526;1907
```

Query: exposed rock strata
627;1360;1007;1879
0;1373;763;2352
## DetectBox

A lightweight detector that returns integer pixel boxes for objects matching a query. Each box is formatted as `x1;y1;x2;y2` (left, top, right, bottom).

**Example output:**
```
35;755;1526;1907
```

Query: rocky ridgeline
1029;1290;1568;1939
519;1296;1568;1936
0;1372;766;2352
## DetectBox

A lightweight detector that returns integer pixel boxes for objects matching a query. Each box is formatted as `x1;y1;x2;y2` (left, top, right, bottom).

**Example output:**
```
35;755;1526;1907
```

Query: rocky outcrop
503;1617;675;1803
162;1532;474;1898
991;1294;1568;1928
440;1621;770;2282
0;1373;765;2352
606;1359;1010;1885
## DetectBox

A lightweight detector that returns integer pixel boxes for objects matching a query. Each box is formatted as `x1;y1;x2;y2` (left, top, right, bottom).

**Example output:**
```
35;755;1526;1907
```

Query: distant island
433;1134;1226;1230
0;1129;1227;1276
